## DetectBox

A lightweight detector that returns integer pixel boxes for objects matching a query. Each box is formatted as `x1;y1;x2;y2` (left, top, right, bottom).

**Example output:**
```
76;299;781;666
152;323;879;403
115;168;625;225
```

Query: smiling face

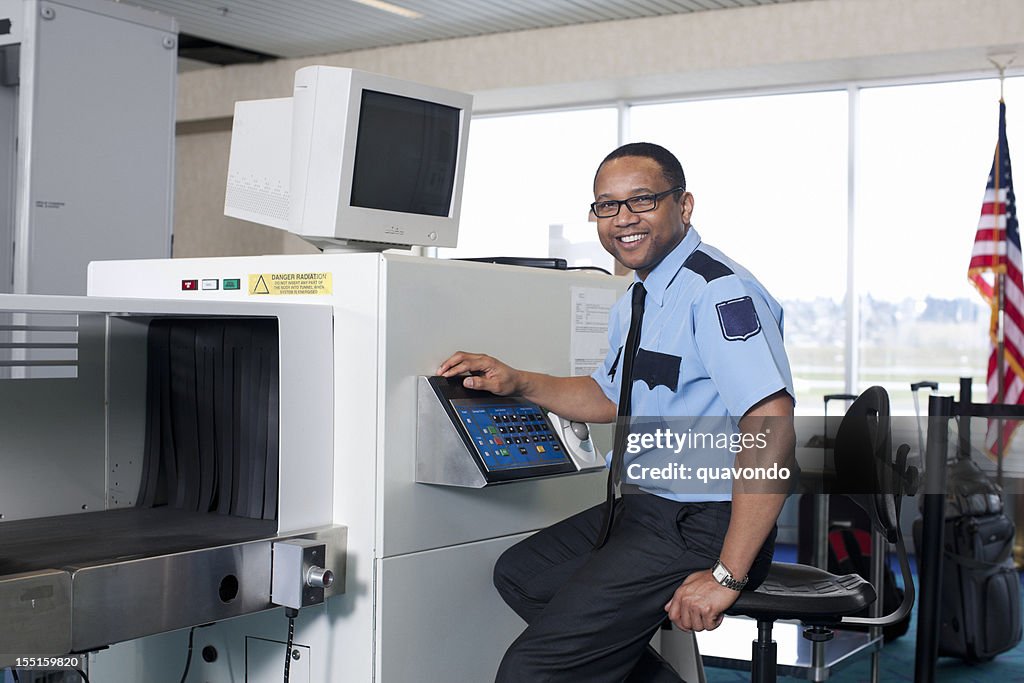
593;155;693;280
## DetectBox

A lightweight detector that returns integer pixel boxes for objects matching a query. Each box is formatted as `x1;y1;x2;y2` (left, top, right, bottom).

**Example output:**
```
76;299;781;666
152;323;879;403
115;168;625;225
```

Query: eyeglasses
590;187;684;218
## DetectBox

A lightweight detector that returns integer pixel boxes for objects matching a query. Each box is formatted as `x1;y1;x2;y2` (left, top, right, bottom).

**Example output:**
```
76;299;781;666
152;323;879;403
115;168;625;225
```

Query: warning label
248;272;333;296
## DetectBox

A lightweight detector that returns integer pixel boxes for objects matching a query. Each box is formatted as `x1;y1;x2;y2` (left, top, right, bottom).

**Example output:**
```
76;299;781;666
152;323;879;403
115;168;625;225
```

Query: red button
181;279;198;290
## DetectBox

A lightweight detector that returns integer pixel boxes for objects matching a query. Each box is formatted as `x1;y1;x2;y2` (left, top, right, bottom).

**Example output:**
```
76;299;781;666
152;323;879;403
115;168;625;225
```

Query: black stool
726;386;918;683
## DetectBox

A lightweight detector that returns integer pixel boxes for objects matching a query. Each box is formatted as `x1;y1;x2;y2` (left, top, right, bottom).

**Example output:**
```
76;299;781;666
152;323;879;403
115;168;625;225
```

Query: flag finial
988;53;1017;101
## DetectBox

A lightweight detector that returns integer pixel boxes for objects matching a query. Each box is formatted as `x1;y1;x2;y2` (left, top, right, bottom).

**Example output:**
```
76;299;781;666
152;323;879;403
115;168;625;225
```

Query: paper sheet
570;286;617;376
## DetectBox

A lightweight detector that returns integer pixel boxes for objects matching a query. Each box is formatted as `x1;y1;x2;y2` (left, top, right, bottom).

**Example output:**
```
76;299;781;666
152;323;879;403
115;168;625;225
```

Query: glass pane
630;91;849;414
857;78;1024;415
441;108;618;272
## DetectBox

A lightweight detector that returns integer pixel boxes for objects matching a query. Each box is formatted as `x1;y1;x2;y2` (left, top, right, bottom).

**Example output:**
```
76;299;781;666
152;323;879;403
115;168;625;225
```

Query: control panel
416;376;602;487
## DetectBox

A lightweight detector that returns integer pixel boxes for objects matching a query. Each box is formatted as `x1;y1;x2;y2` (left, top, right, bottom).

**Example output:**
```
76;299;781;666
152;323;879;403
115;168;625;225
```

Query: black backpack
912;455;1022;662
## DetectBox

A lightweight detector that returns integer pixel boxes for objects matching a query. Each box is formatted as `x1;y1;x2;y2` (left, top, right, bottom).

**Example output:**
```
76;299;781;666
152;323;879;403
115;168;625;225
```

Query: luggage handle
911;380;939;463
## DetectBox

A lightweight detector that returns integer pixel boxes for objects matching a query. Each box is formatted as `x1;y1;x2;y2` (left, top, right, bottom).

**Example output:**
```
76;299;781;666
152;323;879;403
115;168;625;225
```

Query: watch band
711;559;748;591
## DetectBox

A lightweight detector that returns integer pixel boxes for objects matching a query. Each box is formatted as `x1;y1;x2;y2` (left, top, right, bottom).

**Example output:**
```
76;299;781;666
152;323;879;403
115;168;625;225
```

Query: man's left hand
663;569;740;632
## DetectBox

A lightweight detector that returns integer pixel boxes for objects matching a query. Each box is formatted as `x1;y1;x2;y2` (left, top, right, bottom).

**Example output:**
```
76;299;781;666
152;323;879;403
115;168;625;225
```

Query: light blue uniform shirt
591;226;795;501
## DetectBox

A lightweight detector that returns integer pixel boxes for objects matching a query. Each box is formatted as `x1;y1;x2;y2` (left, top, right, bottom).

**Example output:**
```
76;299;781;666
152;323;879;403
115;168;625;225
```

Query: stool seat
727;562;876;623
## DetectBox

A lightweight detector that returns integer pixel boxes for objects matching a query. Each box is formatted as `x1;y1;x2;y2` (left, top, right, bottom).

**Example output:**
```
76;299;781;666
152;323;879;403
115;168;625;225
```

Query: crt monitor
224;66;473;250
290;66;472;250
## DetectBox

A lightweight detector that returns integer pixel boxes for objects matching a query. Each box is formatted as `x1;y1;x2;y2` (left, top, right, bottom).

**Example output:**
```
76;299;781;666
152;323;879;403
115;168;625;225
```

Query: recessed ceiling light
351;0;422;19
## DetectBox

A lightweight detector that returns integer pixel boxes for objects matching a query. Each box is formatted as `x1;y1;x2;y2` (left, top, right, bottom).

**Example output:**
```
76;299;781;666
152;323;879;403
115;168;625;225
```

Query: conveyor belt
0;507;277;575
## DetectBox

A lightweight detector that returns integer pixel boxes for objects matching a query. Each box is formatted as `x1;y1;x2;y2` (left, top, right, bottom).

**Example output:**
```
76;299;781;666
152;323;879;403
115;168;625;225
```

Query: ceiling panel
121;0;811;64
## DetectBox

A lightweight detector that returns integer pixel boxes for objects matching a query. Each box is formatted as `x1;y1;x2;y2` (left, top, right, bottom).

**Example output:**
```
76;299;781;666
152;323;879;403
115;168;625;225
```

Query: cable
11;670;20;683
76;669;91;683
566;265;613;275
283;607;299;683
179;626;198;683
178;623;215;683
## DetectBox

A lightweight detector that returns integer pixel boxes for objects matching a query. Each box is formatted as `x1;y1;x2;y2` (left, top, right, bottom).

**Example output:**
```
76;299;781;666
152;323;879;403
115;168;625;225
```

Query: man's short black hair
594;142;686;193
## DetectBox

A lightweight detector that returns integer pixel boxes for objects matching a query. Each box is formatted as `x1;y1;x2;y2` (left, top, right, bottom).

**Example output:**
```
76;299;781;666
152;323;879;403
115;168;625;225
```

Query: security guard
438;142;795;682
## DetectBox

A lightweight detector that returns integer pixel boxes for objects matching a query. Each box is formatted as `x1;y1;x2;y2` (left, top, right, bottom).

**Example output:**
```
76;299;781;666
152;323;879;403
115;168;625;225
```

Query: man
437;142;795;682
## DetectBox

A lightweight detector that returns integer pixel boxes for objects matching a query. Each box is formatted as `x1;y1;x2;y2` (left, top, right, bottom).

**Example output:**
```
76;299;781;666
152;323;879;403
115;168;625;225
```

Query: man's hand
437;351;525;396
663;570;740;632
436;352;616;423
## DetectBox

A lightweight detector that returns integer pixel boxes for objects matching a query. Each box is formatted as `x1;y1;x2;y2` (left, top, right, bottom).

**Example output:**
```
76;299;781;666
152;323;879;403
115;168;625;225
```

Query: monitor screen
350;90;460;217
449;399;574;473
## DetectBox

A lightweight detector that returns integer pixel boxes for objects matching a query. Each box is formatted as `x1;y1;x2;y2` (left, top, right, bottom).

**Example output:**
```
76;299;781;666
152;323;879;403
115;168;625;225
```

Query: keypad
456;403;570;472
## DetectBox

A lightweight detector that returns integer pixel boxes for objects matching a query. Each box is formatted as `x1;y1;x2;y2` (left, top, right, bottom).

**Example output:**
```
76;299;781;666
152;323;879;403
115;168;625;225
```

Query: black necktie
596;282;646;547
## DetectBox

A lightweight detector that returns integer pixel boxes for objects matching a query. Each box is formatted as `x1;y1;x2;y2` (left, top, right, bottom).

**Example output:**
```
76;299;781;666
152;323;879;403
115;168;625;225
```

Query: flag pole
997;273;1005;486
989;55;1012;485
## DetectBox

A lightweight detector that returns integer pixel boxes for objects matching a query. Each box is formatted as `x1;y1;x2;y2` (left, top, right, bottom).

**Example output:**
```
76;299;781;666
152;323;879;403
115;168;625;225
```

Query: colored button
536;445;546;453
223;278;241;290
181;279;198;291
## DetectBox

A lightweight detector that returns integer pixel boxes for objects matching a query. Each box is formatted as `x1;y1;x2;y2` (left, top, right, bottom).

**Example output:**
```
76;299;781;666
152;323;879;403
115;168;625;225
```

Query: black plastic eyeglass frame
590;186;684;218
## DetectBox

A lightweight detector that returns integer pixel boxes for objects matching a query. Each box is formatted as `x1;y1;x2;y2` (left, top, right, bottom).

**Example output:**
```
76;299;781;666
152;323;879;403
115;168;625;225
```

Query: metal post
751;621;776;683
914;394;953;683
869;528;885;683
958;377;972;460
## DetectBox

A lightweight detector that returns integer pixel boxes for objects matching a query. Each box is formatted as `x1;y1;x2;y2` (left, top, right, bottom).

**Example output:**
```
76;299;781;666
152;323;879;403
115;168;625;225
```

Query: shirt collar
634;226;702;307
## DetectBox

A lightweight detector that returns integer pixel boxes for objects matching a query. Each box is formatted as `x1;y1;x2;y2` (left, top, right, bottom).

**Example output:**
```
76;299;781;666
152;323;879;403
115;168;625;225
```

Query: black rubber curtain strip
263;328;281;522
169;324;201;511
140;318;280;521
229;323;252;518
195;322;222;513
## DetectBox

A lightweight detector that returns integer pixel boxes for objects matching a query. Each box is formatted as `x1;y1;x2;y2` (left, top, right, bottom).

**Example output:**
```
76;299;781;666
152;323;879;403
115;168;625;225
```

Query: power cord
566;265;613;275
75;669;91;683
283;607;299;683
178;623;215;683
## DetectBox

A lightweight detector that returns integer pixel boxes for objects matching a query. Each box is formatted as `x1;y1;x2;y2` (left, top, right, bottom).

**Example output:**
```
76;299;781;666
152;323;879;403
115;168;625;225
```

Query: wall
173;0;1024;257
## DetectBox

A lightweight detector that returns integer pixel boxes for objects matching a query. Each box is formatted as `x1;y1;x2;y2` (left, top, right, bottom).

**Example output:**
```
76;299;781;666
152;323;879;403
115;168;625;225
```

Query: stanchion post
914;394;953;683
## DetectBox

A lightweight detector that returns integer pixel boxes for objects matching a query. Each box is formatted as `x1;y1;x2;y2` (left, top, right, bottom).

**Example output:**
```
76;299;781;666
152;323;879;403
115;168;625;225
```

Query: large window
440;107;617;272
857;77;1024;413
452;76;1024;415
630;92;849;414
857;80;995;412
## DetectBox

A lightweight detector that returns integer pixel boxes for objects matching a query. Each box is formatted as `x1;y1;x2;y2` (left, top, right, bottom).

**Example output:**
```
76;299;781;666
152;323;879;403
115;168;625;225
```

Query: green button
223;278;241;290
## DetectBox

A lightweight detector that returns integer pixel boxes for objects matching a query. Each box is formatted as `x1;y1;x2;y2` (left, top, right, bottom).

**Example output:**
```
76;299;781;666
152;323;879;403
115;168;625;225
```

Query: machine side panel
21;1;175;294
0;61;14;295
380;256;624;556
105;315;150;508
0;311;106;519
377;534;528;682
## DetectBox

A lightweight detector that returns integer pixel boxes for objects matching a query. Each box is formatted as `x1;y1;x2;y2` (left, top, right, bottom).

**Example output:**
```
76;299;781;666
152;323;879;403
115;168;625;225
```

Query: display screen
350;90;460;217
451;400;573;472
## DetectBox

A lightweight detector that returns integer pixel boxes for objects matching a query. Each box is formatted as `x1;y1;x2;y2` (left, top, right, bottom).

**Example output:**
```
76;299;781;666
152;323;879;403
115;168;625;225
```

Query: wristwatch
711;559;748;591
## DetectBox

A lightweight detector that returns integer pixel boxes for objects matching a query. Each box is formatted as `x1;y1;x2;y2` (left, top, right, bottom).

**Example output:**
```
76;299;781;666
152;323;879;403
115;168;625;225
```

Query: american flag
968;101;1021;455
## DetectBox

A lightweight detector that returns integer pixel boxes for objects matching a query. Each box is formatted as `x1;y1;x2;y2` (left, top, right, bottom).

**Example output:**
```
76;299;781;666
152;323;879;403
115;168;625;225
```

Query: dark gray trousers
493;494;776;683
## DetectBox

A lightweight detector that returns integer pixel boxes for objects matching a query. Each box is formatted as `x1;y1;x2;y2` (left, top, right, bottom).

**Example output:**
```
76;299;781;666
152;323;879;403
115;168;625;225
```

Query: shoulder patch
716;296;762;341
683;250;733;282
